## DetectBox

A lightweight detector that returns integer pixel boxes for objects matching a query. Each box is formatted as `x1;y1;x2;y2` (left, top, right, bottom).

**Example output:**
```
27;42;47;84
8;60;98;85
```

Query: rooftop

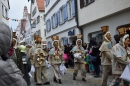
36;0;44;11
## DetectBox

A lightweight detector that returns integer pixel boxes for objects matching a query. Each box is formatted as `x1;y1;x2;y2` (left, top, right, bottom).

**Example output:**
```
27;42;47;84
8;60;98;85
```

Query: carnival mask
77;40;81;46
53;41;58;48
124;37;130;47
106;33;111;41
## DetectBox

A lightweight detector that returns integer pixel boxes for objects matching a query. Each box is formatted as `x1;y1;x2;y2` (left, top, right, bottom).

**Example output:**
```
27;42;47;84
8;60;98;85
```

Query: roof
36;0;44;11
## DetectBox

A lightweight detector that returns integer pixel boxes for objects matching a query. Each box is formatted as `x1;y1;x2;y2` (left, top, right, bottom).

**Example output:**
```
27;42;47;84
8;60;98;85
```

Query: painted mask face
106;33;111;41
124;38;130;47
77;40;81;46
53;41;58;48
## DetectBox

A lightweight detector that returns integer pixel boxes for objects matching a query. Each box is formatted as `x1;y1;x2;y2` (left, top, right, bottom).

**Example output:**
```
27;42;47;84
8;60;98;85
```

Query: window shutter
66;3;68;21
51;16;53;29
62;5;65;22
46;21;48;32
49;19;51;31
55;13;58;27
64;3;68;22
57;10;60;25
80;0;84;8
86;0;89;5
72;0;75;17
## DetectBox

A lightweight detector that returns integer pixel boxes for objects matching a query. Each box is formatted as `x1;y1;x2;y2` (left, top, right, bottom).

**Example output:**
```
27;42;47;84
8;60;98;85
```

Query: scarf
7;47;14;57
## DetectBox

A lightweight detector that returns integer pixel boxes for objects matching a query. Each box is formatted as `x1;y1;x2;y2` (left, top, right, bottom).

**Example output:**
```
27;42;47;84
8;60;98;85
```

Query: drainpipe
74;0;84;43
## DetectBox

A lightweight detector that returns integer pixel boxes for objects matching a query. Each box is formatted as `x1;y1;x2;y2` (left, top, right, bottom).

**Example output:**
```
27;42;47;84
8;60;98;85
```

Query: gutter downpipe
74;0;84;43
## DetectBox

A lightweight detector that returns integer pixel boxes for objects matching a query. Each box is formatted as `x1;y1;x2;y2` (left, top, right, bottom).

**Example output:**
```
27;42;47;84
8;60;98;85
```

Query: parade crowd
0;22;130;86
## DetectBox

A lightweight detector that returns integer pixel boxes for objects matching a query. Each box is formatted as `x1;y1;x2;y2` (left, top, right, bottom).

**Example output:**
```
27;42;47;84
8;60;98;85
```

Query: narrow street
31;67;113;86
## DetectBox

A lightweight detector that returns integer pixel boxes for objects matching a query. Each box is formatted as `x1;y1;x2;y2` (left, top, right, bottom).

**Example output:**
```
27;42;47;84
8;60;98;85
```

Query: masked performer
99;26;113;86
49;36;64;84
34;37;50;85
72;34;86;81
110;28;130;86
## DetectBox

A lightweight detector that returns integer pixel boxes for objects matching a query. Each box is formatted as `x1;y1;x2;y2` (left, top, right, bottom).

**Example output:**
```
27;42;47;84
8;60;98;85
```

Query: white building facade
0;0;10;25
77;0;130;44
45;0;80;48
30;0;46;44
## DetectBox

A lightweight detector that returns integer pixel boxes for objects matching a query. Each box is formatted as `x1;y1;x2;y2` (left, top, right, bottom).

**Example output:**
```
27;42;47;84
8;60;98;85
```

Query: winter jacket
0;22;27;86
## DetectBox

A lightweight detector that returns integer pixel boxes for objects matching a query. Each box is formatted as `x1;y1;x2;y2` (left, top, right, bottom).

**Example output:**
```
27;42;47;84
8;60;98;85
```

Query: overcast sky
9;0;30;30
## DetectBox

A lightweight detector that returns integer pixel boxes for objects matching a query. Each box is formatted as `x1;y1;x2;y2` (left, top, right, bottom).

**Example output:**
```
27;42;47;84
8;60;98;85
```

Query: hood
119;34;129;47
104;31;110;42
0;22;12;56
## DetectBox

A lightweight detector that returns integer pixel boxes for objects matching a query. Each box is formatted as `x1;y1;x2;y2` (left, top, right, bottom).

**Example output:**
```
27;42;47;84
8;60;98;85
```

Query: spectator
83;43;87;50
0;22;27;86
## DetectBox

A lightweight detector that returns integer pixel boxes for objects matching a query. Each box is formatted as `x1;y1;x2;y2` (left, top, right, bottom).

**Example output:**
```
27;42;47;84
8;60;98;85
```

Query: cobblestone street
30;68;113;86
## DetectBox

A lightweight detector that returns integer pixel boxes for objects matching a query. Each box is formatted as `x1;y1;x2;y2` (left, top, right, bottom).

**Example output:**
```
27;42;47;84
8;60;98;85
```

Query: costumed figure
110;28;130;86
29;35;38;82
99;26;113;86
72;34;86;81
49;36;64;84
34;36;50;85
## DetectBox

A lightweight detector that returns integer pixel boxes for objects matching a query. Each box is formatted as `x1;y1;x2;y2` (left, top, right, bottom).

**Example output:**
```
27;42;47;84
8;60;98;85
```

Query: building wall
77;0;130;26
30;0;46;42
25;15;32;44
45;0;57;14
1;0;9;25
40;12;46;41
82;9;130;44
31;0;40;35
45;0;77;38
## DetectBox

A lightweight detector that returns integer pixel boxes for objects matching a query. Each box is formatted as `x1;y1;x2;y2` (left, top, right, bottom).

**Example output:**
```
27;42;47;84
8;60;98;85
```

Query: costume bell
72;34;86;81
99;26;113;86
49;36;64;84
33;37;50;85
110;29;130;86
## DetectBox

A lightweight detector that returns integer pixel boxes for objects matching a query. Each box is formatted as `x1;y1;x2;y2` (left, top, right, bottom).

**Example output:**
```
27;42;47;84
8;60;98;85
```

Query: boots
82;78;86;82
73;73;77;80
53;77;57;82
59;79;62;84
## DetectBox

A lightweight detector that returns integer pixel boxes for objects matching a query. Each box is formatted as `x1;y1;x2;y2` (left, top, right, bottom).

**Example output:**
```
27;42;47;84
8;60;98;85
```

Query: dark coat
11;48;24;74
22;55;31;85
90;46;101;65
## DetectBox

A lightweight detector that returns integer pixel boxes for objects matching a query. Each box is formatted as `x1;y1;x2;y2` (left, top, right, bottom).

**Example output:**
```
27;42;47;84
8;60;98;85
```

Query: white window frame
67;1;72;19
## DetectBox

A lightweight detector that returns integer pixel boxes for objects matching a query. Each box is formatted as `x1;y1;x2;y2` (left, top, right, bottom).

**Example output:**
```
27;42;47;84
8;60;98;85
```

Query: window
32;7;36;16
5;9;8;17
37;30;41;36
31;0;35;3
31;20;36;28
46;0;50;7
60;7;64;23
37;16;40;24
53;14;56;28
80;0;95;8
2;5;4;16
46;19;51;32
43;14;45;21
44;29;46;36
